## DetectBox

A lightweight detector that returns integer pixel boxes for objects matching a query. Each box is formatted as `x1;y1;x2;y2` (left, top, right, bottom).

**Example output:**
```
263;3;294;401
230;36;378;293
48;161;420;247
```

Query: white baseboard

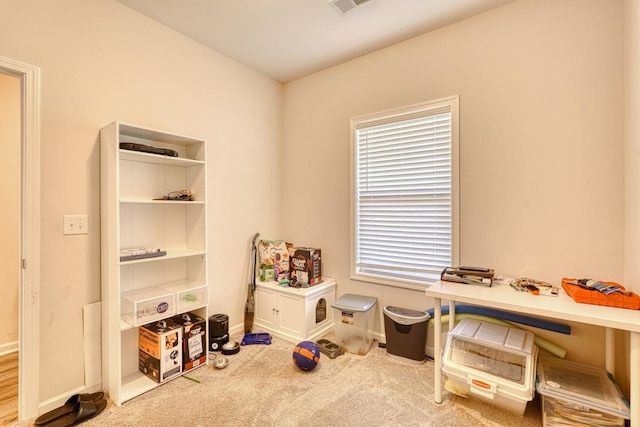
0;340;19;356
38;383;102;416
83;302;102;389
229;322;244;337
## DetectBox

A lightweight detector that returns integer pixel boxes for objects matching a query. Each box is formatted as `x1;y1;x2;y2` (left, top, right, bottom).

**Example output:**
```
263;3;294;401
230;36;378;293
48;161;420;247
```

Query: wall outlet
63;215;88;235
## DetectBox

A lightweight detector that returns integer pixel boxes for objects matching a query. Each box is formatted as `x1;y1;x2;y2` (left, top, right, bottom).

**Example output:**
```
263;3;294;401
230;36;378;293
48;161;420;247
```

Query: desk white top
425;280;640;333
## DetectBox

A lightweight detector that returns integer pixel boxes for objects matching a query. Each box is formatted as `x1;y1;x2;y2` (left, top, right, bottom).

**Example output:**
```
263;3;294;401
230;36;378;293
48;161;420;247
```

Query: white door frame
0;55;41;421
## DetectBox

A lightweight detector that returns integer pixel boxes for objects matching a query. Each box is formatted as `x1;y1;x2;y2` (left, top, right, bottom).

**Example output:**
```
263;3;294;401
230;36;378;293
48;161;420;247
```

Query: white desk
425;280;640;426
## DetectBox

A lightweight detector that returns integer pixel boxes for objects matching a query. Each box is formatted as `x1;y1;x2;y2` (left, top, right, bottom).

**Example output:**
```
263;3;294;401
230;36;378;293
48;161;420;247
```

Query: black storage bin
383;306;430;364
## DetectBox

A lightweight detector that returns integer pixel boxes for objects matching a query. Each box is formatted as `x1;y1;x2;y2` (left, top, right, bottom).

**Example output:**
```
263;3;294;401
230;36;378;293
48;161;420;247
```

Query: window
350;96;459;289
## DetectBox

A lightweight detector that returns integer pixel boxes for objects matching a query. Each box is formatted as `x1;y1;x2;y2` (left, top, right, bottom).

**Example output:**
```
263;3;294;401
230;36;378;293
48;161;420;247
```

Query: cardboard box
139;320;183;383
273;241;291;284
171;312;207;372
290;247;321;286
258;240;291;282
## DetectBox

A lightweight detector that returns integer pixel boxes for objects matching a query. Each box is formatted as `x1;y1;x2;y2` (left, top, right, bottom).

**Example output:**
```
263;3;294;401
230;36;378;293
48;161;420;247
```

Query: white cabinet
254;278;336;343
100;122;208;405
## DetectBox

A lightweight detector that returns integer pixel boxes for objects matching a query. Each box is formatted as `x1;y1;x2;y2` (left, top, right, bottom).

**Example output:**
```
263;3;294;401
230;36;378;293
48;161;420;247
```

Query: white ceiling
115;0;515;83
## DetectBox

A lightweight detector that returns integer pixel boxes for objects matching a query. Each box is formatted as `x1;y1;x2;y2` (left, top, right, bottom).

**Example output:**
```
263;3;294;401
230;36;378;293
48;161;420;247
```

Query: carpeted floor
21;333;543;426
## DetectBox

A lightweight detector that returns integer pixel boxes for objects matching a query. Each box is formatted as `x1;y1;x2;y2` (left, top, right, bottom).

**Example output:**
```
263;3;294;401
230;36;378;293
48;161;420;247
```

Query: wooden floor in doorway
0;351;18;425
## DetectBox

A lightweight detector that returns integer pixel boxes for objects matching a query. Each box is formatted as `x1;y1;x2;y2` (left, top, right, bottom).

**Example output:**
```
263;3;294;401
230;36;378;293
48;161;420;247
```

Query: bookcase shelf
101;121;209;405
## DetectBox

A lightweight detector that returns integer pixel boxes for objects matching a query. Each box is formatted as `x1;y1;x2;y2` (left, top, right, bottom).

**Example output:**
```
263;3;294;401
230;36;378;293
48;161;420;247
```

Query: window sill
350;272;436;292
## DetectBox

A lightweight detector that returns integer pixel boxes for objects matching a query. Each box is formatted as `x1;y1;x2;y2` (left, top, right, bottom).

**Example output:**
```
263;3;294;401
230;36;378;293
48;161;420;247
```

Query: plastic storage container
121;287;175;327
383;306;430;364
158;280;208;313
442;318;538;415
536;356;630;426
331;294;377;355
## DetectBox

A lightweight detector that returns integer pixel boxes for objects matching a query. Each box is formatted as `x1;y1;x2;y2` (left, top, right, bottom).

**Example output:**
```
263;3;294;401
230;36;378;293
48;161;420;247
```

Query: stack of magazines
441;266;495;287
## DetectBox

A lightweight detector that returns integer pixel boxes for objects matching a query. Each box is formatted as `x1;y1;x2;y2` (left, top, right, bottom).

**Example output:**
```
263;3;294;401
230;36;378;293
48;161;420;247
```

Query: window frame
349;96;460;290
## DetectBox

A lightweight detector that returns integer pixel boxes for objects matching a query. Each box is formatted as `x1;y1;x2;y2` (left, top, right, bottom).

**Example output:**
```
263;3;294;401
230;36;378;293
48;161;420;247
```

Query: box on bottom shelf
139;320;183;383
171;312;207;372
442;318;538;416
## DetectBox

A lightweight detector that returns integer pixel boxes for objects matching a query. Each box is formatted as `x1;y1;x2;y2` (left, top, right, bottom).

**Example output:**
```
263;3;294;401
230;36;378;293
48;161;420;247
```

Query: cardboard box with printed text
138;320;183;383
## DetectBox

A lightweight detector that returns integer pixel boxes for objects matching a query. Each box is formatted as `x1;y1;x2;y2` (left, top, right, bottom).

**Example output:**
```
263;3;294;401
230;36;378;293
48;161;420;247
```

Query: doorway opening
0;55;41;422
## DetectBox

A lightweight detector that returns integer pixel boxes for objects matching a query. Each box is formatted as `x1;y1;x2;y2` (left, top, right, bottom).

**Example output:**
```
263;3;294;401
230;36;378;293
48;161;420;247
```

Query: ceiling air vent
329;0;371;15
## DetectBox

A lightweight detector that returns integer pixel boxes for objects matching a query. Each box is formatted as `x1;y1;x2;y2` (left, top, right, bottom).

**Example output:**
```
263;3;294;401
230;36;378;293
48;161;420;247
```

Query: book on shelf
441;266;495;287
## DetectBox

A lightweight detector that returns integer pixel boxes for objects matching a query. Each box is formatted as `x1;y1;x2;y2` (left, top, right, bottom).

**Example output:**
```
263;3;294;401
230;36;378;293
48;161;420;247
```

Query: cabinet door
277;293;304;338
255;287;277;328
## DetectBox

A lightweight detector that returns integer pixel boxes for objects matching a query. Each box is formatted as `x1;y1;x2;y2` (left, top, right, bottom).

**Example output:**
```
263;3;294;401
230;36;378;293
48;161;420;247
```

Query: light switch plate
64;215;88;235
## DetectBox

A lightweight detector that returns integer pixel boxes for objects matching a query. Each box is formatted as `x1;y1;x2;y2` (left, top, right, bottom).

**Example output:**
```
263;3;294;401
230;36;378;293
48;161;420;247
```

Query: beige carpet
22;333;542;426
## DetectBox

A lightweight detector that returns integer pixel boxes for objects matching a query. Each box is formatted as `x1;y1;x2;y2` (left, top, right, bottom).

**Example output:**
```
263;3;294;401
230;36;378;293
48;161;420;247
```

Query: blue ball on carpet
293;341;320;371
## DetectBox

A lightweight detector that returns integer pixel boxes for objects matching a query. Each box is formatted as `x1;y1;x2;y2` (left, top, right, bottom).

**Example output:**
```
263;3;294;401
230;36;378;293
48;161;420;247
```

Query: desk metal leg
434;298;442;404
605;327;615;377
449;302;456;331
631;332;639;427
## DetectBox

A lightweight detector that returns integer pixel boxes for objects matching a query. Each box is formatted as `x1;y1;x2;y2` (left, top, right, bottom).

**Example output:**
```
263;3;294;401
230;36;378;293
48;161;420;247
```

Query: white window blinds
351;97;458;287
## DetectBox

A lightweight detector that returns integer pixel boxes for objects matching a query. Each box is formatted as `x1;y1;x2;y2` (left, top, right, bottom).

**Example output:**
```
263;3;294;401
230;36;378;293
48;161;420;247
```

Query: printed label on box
188;333;203;358
341;311;354;325
171;312;207;372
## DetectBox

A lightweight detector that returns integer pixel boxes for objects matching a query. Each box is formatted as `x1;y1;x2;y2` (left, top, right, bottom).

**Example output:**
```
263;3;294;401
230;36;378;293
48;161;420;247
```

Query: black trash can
383;306;430;364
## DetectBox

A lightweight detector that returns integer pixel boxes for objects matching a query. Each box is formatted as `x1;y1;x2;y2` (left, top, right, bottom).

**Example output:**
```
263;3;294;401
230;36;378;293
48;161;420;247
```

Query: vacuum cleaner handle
250;232;259;292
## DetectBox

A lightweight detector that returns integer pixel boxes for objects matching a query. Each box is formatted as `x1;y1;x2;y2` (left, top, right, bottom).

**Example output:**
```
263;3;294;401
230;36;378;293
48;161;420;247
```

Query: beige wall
0;0;283;402
0;0;634;412
625;0;640;288
623;0;640;399
283;0;626;386
0;73;20;352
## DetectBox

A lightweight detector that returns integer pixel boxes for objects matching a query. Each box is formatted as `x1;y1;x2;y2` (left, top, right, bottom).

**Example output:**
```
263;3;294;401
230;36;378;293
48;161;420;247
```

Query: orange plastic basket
561;278;640;310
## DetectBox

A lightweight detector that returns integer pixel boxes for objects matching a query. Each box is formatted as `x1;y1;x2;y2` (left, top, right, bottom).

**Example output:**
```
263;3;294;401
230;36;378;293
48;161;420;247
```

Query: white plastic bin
121;287;175;327
442;318;538;415
158;279;208;313
331;294;377;355
536;356;630;426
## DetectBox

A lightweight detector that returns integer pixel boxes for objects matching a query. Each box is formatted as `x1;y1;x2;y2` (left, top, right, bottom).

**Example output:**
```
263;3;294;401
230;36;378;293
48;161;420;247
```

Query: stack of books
441;266;495;287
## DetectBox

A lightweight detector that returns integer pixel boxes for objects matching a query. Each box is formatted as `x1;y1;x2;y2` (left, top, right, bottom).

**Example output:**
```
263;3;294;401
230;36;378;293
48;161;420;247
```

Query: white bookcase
100;121;208;405
254;278;336;343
